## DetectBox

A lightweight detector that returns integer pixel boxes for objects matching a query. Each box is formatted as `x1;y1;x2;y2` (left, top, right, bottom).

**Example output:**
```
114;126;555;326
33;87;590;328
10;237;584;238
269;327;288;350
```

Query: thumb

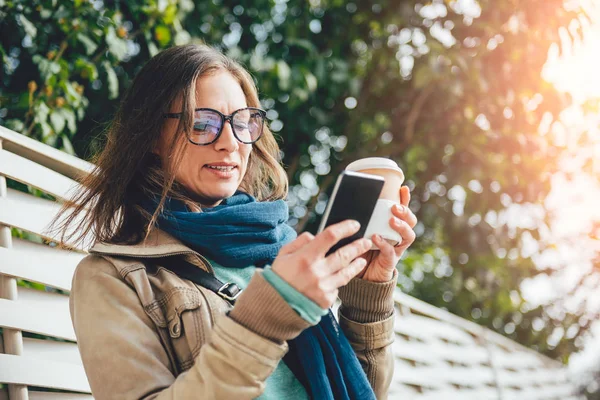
372;234;397;268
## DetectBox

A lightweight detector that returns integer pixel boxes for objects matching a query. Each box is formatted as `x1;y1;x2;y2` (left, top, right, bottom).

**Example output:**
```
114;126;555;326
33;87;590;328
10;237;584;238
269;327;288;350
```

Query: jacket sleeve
337;269;398;400
70;256;311;400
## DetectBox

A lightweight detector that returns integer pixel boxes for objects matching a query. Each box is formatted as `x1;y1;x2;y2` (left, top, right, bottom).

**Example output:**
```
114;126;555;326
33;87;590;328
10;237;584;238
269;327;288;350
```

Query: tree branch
404;83;435;145
285;151;301;183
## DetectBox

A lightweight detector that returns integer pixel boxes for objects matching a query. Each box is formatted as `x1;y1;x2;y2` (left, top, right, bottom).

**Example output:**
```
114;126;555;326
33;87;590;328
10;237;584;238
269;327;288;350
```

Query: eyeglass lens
190;109;263;144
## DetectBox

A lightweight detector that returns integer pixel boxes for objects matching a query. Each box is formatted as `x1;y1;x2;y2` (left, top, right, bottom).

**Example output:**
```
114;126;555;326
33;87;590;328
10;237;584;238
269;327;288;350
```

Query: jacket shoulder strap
159;256;242;304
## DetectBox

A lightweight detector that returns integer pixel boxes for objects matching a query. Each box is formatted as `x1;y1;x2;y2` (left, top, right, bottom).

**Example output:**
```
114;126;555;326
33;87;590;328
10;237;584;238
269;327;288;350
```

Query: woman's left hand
357;185;418;282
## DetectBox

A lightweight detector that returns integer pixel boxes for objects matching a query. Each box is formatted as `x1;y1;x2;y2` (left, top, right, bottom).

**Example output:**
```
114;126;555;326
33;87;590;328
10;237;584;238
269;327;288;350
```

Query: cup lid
345;157;403;175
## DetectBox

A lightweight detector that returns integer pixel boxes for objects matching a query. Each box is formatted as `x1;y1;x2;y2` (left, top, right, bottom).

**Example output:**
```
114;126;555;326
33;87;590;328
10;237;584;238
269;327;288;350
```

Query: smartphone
317;170;384;256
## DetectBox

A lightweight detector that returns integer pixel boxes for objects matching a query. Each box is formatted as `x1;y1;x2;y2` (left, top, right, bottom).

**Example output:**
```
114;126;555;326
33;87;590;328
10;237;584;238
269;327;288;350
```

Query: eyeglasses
163;107;266;145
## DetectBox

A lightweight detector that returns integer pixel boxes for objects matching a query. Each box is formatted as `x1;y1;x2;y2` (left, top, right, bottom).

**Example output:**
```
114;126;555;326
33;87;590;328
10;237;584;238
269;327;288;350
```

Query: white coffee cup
345;157;405;249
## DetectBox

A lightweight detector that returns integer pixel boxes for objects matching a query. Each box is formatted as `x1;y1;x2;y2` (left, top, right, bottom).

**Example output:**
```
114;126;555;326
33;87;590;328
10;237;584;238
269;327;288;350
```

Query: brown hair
54;44;288;246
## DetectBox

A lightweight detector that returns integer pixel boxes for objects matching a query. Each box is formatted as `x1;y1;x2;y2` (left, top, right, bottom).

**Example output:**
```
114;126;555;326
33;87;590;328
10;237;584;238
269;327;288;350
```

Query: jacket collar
90;228;196;259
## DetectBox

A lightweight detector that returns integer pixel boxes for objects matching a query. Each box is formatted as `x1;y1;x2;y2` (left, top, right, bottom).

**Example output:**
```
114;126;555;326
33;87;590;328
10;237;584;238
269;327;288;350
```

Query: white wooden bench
390;293;580;399
0;126;93;399
0;126;579;399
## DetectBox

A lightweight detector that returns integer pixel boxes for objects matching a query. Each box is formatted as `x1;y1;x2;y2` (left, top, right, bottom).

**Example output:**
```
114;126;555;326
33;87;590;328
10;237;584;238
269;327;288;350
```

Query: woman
59;44;417;399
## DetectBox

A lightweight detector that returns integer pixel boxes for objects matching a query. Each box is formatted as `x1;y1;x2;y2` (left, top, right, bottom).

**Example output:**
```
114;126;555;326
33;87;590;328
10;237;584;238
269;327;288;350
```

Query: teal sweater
210;259;328;400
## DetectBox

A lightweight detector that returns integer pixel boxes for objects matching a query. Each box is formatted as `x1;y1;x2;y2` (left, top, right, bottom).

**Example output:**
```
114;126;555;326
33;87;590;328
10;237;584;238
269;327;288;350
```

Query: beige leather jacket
70;229;397;399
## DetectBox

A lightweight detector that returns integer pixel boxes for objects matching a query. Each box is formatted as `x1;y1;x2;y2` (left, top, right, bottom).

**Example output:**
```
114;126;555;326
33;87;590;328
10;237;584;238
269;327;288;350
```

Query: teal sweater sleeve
262;266;328;325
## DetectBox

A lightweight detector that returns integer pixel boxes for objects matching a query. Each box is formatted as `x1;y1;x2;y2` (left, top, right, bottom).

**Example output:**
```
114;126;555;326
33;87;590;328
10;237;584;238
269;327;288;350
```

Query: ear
153;127;171;158
151;139;162;156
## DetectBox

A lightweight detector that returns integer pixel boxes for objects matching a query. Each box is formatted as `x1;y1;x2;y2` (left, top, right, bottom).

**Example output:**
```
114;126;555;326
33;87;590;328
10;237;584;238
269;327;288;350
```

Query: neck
200;199;223;208
186;192;226;208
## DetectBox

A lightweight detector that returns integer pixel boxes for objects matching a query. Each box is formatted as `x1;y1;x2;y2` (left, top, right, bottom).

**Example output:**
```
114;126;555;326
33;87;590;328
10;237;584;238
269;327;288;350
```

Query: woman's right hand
271;220;372;309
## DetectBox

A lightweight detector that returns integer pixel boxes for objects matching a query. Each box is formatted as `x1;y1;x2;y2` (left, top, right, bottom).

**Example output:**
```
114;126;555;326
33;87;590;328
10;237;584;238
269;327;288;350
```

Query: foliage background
1;0;599;396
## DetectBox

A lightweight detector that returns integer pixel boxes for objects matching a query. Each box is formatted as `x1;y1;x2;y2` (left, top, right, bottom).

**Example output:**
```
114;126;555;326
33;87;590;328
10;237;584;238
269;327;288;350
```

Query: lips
204;162;238;172
205;162;238;167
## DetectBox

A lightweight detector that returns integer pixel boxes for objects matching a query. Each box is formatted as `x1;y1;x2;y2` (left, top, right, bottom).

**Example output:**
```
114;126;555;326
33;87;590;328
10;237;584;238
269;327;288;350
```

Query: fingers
307;219;362;257
372;234;398;265
390;216;416;252
325;237;372;274
400;185;411;207
321;257;368;293
307;234;371;307
279;232;314;256
391;203;417;228
273;221;371;309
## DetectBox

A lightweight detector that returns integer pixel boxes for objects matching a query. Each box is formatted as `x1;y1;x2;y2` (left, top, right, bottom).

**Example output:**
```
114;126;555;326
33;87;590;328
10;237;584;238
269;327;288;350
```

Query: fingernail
351;220;361;229
364;239;373;248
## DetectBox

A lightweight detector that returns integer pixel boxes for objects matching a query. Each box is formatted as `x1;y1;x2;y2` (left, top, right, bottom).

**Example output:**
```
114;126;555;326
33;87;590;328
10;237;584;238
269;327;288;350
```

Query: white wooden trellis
0;125;581;399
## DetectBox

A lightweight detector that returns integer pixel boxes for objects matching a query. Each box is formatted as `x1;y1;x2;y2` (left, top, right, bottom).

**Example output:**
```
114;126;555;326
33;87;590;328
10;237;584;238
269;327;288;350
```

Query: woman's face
159;71;253;207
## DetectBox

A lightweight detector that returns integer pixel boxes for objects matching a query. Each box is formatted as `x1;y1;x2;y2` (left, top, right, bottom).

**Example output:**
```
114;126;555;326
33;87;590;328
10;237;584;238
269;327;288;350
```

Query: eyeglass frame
163;107;267;145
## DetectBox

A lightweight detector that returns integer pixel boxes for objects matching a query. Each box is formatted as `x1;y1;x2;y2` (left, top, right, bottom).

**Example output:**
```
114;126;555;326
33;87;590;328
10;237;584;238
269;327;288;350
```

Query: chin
196;185;240;206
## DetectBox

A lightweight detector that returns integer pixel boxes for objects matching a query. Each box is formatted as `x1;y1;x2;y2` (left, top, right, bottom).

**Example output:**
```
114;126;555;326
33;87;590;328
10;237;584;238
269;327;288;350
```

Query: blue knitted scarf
154;191;375;400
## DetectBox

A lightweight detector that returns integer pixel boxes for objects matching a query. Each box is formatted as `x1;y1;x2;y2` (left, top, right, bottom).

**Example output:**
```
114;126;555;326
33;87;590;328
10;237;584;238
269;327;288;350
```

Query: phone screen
318;171;384;256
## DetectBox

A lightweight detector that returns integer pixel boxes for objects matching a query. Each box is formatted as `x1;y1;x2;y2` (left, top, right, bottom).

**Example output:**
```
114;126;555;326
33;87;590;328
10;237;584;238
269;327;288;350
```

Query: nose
214;120;239;153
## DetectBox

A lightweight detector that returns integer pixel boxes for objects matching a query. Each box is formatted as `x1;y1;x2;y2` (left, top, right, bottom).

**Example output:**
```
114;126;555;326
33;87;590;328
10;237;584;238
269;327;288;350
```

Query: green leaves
77;34;98;56
63;108;77;133
276;60;291;90
35;102;50;127
75;58;98;81
329;59;349;83
61;134;75;155
49;108;76;134
106;26;128;60
103;62;119;100
305;72;318;93
32;55;61;83
154;25;172;47
49;110;66;133
4;119;25;132
19;14;37;38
